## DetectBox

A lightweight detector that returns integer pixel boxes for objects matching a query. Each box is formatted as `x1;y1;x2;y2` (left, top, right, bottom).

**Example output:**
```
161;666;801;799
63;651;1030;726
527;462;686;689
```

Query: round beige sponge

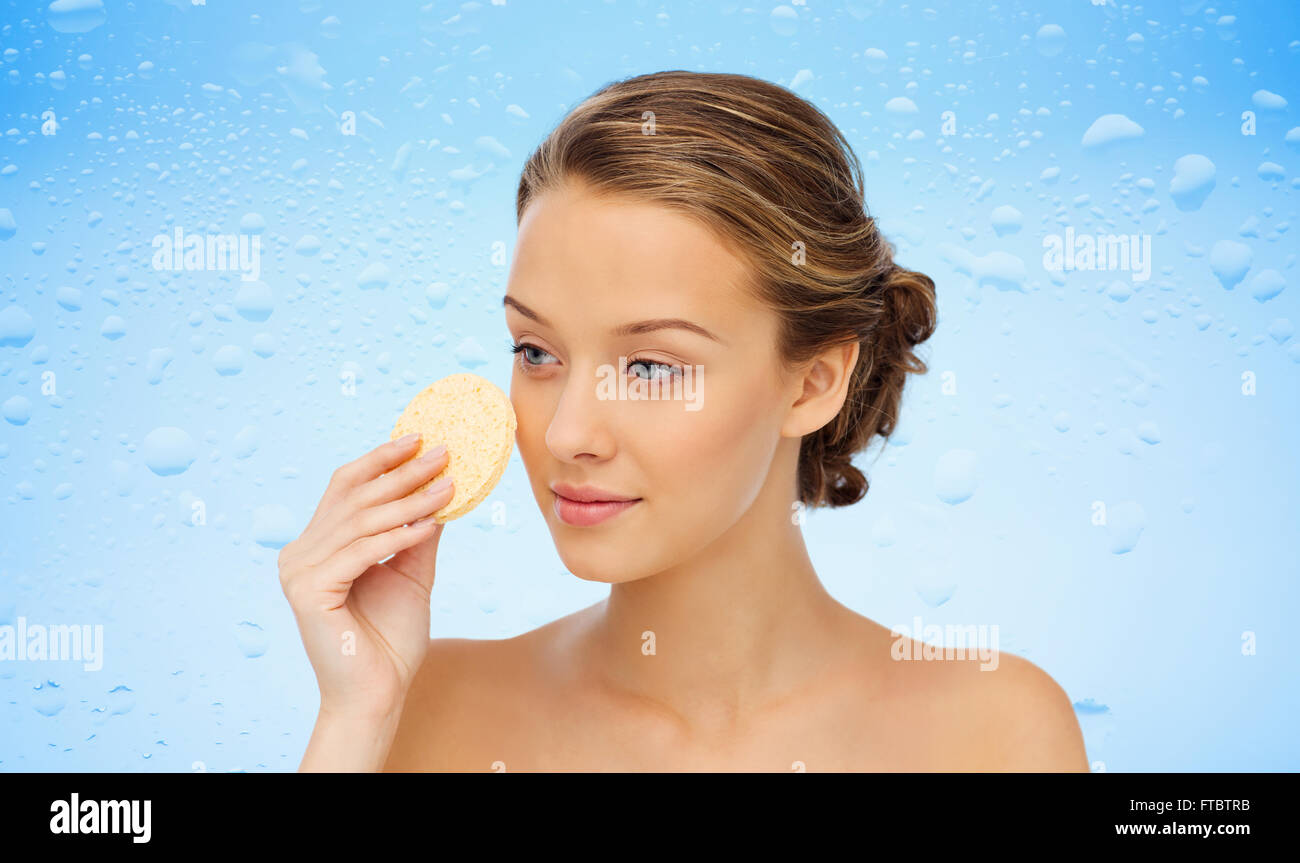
390;372;516;523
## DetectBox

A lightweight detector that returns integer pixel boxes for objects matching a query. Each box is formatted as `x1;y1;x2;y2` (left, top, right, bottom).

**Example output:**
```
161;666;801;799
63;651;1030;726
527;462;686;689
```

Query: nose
544;361;618;463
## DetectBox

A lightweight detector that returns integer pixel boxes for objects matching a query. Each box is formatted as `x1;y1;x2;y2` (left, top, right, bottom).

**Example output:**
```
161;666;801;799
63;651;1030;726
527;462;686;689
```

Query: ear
781;340;861;438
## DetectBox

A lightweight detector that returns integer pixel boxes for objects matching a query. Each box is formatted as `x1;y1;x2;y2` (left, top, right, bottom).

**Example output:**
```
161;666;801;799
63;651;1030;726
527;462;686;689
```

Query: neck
576;449;855;736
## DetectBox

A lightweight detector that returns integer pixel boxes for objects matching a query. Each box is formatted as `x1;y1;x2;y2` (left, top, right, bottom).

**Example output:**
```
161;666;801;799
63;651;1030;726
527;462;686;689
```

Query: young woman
279;71;1089;772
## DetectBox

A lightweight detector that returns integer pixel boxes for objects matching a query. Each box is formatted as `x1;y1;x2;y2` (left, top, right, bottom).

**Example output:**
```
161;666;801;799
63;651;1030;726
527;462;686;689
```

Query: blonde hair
517;71;937;508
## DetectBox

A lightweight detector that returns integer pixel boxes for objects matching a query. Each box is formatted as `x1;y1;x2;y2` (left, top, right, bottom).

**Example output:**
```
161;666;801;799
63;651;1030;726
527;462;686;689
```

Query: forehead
508;181;758;324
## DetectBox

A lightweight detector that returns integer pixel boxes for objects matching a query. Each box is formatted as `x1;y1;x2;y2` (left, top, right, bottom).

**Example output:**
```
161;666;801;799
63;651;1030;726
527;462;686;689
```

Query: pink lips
553;495;640;526
550;483;641;527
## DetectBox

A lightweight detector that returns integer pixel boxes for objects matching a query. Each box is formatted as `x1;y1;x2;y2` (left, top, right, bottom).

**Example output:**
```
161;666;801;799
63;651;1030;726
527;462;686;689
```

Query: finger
306;442;448;546
349;443;450;511
384;521;447;596
307;477;456;565
304;447;452;556
296;516;442;608
327;517;446;592
308;434;423;532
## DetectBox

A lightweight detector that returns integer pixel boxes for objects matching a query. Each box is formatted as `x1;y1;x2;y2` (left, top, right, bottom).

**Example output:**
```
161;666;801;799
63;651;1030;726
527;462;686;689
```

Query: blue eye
509;341;556;370
627;357;682;381
508;341;683;381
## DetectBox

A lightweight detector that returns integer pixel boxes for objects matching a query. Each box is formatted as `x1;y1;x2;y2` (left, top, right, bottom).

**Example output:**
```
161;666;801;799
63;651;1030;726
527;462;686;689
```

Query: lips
553;495;640;526
550;482;641;527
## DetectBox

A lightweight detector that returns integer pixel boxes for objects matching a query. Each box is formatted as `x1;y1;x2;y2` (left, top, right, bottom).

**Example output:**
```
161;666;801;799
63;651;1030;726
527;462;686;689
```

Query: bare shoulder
381;635;529;771
382;609;590;772
956;650;1090;772
382;636;486;772
853;619;1089;772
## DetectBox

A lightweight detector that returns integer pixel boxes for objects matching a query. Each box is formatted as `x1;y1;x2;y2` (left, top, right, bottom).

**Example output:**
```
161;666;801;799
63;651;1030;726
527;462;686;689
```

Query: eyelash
509;341;683;380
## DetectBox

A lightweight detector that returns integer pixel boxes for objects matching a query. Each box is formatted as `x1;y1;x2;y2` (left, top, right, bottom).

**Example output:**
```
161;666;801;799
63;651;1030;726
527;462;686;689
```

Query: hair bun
881;263;939;354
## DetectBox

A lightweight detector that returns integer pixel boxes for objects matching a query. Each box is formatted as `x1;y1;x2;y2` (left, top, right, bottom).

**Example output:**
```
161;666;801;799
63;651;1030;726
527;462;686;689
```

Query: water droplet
213;345;245;375
234;281;273;321
934;448;978;505
239;212;266;233
1035;24;1066;57
1169;154;1216;211
33;680;66;716
884;96;919;116
1107;501;1145;554
250;333;275;358
234;621;268;658
990;204;1023;236
1210;240;1252;289
455;336;489;368
47;0;106;34
1081;114;1144;149
56;287;81;311
233;425;259;459
100;315;126;340
251;504;296;548
108;684;136;715
146;347;174;385
0;303;35;346
1251;89;1287;111
142;426;197;476
357;261;391;290
426;282;451;309
1249;269;1285;303
769;5;798;37
2;395;31;426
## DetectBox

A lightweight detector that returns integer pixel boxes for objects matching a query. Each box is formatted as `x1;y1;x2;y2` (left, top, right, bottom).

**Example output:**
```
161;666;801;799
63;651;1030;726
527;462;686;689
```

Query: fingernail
426;477;454;496
410;514;439;527
419;444;448;462
395;433;420;447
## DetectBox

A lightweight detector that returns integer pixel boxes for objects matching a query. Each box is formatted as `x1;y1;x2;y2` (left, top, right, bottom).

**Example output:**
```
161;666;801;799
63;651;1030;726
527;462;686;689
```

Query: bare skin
286;177;1089;772
385;618;1087;772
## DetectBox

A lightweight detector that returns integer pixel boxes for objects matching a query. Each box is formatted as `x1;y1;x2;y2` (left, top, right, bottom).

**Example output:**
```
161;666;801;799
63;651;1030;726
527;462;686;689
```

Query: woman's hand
279;433;454;726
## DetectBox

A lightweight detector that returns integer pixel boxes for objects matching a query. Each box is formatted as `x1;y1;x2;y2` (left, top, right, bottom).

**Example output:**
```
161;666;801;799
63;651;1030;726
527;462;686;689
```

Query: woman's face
504;179;800;583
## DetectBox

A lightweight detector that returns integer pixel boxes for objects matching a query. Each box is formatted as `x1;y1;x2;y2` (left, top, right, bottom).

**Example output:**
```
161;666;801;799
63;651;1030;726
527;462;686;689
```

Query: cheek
644;375;781;511
509;378;548;467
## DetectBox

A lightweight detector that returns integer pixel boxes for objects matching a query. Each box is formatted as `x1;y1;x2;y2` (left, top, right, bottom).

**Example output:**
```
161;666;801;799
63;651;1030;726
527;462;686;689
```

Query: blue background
1;0;1296;771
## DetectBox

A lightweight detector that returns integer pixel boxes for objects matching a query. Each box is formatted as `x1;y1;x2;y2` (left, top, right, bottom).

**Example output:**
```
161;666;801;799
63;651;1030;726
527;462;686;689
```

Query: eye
509;340;557;373
627;356;683;381
509;341;684;382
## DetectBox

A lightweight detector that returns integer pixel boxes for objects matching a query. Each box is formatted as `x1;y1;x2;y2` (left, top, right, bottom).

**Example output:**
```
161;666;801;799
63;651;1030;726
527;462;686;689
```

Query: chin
550;532;657;585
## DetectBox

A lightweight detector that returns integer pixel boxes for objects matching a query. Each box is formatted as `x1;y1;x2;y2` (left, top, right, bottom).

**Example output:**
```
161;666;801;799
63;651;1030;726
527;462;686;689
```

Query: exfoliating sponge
390;372;517;522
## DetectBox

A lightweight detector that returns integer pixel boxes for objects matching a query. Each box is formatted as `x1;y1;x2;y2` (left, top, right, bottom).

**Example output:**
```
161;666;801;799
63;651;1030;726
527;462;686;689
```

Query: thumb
386;521;446;594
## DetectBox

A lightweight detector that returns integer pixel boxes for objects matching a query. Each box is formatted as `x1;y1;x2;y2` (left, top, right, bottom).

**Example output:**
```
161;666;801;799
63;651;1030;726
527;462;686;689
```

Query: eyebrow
503;295;725;344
